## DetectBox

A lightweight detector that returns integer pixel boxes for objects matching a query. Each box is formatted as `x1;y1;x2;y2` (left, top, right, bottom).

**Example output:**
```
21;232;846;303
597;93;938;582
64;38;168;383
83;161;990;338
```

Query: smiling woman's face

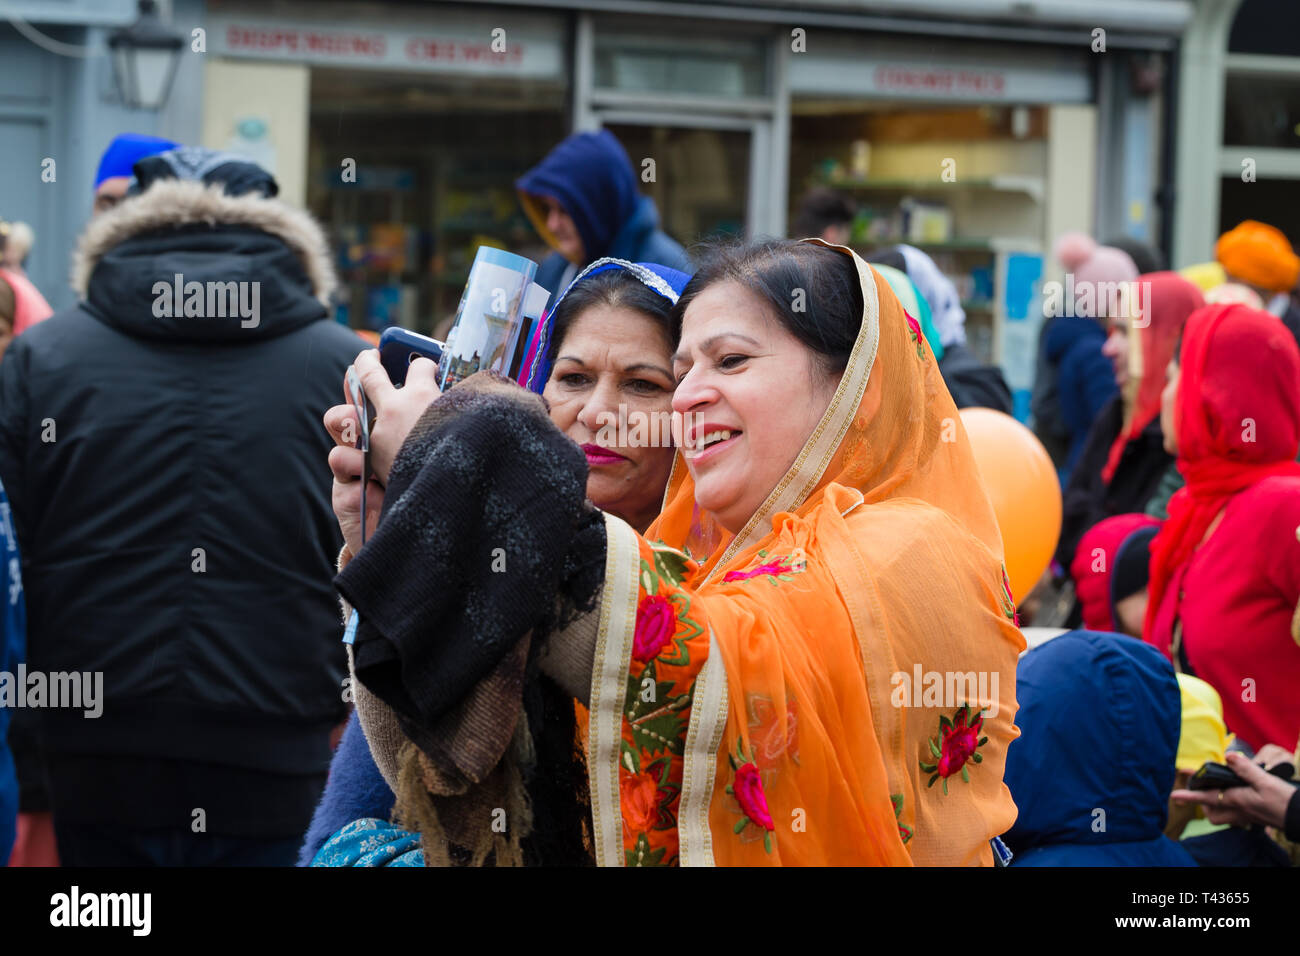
671;280;842;535
543;304;676;532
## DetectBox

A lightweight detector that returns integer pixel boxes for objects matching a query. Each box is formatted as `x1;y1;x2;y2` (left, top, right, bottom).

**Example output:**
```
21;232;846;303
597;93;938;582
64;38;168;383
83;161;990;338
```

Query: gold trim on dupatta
678;627;729;866
673;241;885;862
699;240;882;585
587;512;642;867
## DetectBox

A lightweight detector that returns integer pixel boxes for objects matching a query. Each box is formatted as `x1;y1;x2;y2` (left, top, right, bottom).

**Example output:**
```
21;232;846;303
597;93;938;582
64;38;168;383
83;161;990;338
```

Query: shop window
604;123;750;247
594;32;766;98
789;102;1049;366
1228;0;1300;57
306;69;566;337
1223;73;1300;150
1219;176;1300;248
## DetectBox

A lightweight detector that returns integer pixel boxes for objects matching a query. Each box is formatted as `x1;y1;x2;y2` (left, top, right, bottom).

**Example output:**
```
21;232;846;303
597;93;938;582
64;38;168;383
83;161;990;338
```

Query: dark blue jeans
55;821;301;867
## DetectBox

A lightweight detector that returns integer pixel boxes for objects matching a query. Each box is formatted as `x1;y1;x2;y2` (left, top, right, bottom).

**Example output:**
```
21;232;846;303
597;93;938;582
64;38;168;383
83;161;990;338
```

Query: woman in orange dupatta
585;239;1023;866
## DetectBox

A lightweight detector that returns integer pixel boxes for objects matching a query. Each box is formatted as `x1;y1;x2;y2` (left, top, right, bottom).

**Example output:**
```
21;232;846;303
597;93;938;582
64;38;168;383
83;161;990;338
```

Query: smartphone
345;366;373;545
379;327;444;386
1188;760;1296;790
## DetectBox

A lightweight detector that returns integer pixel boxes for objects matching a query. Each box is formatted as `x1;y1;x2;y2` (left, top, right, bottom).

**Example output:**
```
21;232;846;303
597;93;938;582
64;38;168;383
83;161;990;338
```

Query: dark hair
1104;235;1166;275
671;238;862;375
544;266;675;368
864;246;907;274
792;188;855;240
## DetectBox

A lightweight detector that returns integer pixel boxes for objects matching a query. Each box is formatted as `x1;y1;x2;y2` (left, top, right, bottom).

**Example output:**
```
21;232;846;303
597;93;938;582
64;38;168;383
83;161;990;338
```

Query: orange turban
1215;220;1300;293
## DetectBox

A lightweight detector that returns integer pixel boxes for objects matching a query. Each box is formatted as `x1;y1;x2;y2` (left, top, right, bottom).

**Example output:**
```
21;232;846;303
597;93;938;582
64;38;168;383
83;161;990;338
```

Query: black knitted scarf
336;373;605;864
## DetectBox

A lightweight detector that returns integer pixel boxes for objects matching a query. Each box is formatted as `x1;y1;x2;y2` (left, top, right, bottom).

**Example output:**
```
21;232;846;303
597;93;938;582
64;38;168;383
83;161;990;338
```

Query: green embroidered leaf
667;592;703;644
961;765;970;783
625;832;667;867
919;761;937;774
939;714;953;732
733;818;748;834
942;777;949;796
928;737;942;759
763;830;773;854
621;741;641;775
629;709;688;756
979;737;989;746
890;793;904;815
927;773;939;788
647;755;673;788
657;636;692;668
972;752;983;764
640;562;658;596
652;547;692;588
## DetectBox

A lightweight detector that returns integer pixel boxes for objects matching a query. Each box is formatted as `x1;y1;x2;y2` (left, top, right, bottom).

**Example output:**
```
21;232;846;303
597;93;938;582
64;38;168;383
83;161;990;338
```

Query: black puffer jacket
0;179;361;779
938;342;1014;414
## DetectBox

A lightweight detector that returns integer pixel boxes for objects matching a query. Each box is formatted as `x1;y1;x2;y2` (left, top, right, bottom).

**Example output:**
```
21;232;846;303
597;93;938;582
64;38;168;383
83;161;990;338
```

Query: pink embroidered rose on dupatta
632;594;677;662
733;763;775;831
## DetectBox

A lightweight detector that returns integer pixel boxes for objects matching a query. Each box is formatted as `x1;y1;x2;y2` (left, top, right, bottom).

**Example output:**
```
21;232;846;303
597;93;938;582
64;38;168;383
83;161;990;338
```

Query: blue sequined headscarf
520;257;692;394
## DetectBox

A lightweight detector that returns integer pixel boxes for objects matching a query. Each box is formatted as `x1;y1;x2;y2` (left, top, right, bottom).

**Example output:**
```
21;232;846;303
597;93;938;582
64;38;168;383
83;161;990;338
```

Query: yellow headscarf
1175;673;1228;772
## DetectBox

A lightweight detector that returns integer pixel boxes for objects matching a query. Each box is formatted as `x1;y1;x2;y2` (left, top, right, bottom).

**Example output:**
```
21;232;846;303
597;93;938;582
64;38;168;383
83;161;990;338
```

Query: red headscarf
1100;272;1204;483
1071;512;1160;632
1143;304;1300;644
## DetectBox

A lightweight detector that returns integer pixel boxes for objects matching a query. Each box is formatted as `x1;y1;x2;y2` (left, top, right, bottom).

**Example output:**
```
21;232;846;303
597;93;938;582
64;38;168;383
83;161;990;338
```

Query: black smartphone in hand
1188;760;1296;790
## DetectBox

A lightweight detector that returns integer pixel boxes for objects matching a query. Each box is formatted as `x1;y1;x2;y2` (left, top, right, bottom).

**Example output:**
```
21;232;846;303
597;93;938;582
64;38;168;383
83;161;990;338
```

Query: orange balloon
959;408;1061;603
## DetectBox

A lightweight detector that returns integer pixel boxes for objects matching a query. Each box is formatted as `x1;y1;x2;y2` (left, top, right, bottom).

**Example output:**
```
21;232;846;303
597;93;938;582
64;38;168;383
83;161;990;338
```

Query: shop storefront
783;34;1098;415
202;0;1189;406
207;2;569;336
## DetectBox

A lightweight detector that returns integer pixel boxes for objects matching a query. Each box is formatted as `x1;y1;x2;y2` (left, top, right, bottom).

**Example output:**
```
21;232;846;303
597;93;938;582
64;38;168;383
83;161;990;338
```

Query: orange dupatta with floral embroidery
584;240;1023;866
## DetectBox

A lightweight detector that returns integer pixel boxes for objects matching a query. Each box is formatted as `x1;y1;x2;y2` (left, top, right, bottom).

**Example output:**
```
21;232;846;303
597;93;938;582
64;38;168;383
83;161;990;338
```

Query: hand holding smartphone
345;366;373;545
1188;759;1296;791
379;328;444;386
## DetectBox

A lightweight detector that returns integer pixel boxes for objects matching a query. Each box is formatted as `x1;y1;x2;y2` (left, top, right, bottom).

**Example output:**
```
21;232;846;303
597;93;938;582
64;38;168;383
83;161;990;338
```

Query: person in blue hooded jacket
0;476;26;865
1002;630;1197;867
516;130;691;297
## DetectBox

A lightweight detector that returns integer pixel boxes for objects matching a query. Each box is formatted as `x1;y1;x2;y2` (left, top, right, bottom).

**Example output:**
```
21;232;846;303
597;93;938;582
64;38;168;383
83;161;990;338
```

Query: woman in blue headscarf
304;258;691;865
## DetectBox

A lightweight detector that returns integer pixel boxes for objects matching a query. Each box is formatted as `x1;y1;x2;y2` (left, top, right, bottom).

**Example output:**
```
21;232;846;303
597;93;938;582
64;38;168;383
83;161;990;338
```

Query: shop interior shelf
823;174;1045;202
859;236;1042;254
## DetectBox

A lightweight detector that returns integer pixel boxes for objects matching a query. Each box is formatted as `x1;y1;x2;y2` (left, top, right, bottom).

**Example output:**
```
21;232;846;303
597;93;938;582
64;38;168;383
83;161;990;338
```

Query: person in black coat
1054;397;1172;574
0;148;363;865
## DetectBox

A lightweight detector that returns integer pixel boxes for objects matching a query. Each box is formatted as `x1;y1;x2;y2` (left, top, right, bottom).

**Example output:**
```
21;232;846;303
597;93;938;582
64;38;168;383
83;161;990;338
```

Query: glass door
601;121;752;248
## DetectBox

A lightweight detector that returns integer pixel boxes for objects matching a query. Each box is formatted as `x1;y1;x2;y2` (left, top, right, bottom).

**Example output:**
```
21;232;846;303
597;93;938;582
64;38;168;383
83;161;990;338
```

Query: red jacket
1149;475;1300;751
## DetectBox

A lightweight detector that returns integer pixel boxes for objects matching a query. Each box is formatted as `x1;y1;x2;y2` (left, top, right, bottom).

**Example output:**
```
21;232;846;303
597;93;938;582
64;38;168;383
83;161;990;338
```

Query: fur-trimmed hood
74;179;336;303
72;179;338;344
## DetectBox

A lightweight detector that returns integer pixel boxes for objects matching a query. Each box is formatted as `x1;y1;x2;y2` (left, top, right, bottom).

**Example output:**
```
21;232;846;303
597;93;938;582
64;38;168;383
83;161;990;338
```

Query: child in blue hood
1002;630;1196;866
516;130;691;296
